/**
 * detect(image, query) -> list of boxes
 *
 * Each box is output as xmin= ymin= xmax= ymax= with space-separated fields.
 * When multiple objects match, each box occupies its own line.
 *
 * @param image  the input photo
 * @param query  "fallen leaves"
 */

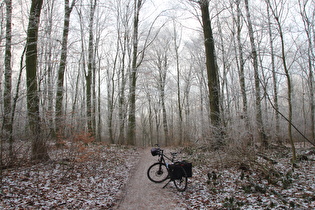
xmin=173 ymin=147 xmax=315 ymax=209
xmin=2 ymin=144 xmax=315 ymax=209
xmin=1 ymin=144 xmax=140 ymax=209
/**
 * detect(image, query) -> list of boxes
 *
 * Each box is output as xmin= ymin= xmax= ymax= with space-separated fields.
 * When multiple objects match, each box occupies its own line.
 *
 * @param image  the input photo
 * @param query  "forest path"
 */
xmin=116 ymin=148 xmax=181 ymax=210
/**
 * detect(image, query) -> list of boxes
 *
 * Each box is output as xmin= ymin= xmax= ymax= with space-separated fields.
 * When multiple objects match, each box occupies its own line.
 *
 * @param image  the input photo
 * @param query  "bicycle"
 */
xmin=147 ymin=145 xmax=192 ymax=192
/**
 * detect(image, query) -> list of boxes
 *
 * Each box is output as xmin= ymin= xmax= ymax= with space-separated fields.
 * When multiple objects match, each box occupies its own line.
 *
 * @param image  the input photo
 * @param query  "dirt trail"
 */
xmin=116 ymin=148 xmax=181 ymax=210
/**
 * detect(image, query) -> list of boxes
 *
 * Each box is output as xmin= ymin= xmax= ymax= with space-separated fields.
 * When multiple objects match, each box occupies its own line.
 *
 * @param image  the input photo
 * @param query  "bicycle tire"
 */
xmin=147 ymin=162 xmax=169 ymax=183
xmin=173 ymin=166 xmax=188 ymax=192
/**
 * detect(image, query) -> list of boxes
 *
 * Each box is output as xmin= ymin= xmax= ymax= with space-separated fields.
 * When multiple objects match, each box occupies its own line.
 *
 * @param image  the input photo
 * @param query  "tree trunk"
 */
xmin=97 ymin=58 xmax=102 ymax=141
xmin=267 ymin=0 xmax=295 ymax=161
xmin=267 ymin=5 xmax=280 ymax=144
xmin=25 ymin=0 xmax=49 ymax=161
xmin=217 ymin=16 xmax=228 ymax=128
xmin=244 ymin=0 xmax=268 ymax=148
xmin=161 ymin=54 xmax=169 ymax=146
xmin=118 ymin=21 xmax=129 ymax=145
xmin=154 ymin=42 xmax=169 ymax=145
xmin=107 ymin=53 xmax=117 ymax=144
xmin=199 ymin=0 xmax=222 ymax=144
xmin=127 ymin=0 xmax=142 ymax=145
xmin=235 ymin=0 xmax=250 ymax=131
xmin=3 ymin=0 xmax=13 ymax=159
xmin=298 ymin=0 xmax=315 ymax=142
xmin=55 ymin=0 xmax=76 ymax=137
xmin=86 ymin=0 xmax=97 ymax=136
xmin=173 ymin=22 xmax=183 ymax=145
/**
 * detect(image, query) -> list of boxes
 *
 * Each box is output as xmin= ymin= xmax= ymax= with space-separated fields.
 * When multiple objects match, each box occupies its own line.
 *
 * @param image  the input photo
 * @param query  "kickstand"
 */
xmin=162 ymin=179 xmax=172 ymax=189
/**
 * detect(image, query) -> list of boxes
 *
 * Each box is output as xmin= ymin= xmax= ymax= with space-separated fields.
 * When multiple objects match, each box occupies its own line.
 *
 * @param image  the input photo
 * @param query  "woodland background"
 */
xmin=0 ymin=0 xmax=314 ymax=162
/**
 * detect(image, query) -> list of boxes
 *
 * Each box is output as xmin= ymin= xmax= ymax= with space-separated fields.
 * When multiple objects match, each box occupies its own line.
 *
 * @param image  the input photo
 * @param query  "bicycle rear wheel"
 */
xmin=147 ymin=162 xmax=169 ymax=183
xmin=173 ymin=166 xmax=188 ymax=192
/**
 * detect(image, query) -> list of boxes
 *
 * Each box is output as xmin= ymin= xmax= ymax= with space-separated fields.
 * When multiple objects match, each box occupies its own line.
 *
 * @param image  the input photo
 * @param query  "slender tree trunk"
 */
xmin=173 ymin=22 xmax=183 ymax=145
xmin=161 ymin=54 xmax=169 ymax=145
xmin=127 ymin=0 xmax=142 ymax=145
xmin=280 ymin=32 xmax=295 ymax=160
xmin=25 ymin=0 xmax=49 ymax=161
xmin=55 ymin=0 xmax=76 ymax=137
xmin=107 ymin=55 xmax=117 ymax=144
xmin=118 ymin=47 xmax=127 ymax=144
xmin=77 ymin=8 xmax=87 ymax=133
xmin=244 ymin=0 xmax=268 ymax=148
xmin=92 ymin=38 xmax=97 ymax=139
xmin=267 ymin=0 xmax=295 ymax=160
xmin=267 ymin=5 xmax=280 ymax=144
xmin=235 ymin=0 xmax=250 ymax=131
xmin=199 ymin=0 xmax=222 ymax=146
xmin=298 ymin=0 xmax=315 ymax=141
xmin=97 ymin=58 xmax=102 ymax=141
xmin=86 ymin=0 xmax=97 ymax=135
xmin=217 ymin=16 xmax=228 ymax=128
xmin=43 ymin=0 xmax=56 ymax=139
xmin=71 ymin=61 xmax=81 ymax=132
xmin=147 ymin=91 xmax=154 ymax=145
xmin=117 ymin=4 xmax=131 ymax=145
xmin=3 ymin=0 xmax=13 ymax=159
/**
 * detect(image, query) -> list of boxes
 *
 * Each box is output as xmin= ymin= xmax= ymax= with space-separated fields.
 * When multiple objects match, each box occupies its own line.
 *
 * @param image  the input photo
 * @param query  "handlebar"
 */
xmin=152 ymin=146 xmax=178 ymax=162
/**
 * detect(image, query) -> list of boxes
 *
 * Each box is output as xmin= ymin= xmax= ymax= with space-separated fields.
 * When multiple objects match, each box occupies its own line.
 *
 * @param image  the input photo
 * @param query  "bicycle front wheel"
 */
xmin=147 ymin=162 xmax=169 ymax=183
xmin=173 ymin=166 xmax=188 ymax=192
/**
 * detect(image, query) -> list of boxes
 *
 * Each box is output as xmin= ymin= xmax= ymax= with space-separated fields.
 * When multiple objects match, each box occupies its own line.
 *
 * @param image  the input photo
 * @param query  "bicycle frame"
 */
xmin=148 ymin=146 xmax=189 ymax=192
xmin=156 ymin=149 xmax=175 ymax=165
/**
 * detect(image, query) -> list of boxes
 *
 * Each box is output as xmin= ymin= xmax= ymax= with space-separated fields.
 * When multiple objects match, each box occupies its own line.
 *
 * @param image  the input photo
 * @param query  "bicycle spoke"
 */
xmin=147 ymin=163 xmax=169 ymax=183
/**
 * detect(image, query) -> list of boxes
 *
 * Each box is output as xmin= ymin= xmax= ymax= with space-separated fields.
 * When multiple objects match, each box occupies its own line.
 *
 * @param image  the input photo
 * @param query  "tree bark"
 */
xmin=86 ymin=0 xmax=97 ymax=136
xmin=3 ymin=0 xmax=13 ymax=159
xmin=266 ymin=0 xmax=295 ymax=160
xmin=199 ymin=0 xmax=221 ymax=135
xmin=127 ymin=0 xmax=142 ymax=145
xmin=25 ymin=0 xmax=49 ymax=161
xmin=117 ymin=9 xmax=130 ymax=144
xmin=244 ymin=0 xmax=268 ymax=148
xmin=298 ymin=0 xmax=315 ymax=142
xmin=267 ymin=5 xmax=280 ymax=144
xmin=161 ymin=54 xmax=169 ymax=145
xmin=153 ymin=39 xmax=169 ymax=145
xmin=173 ymin=23 xmax=183 ymax=145
xmin=235 ymin=0 xmax=250 ymax=131
xmin=55 ymin=0 xmax=76 ymax=137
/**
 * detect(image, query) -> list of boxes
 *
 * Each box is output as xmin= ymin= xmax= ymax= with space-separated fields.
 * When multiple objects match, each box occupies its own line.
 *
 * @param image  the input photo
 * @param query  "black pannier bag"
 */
xmin=169 ymin=161 xmax=192 ymax=180
xmin=181 ymin=161 xmax=192 ymax=178
xmin=151 ymin=148 xmax=160 ymax=156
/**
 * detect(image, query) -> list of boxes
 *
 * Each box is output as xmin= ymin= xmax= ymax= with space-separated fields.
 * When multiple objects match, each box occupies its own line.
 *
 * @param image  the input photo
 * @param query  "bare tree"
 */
xmin=172 ymin=21 xmax=184 ymax=145
xmin=235 ymin=0 xmax=250 ymax=131
xmin=266 ymin=0 xmax=296 ymax=160
xmin=55 ymin=0 xmax=77 ymax=137
xmin=115 ymin=1 xmax=133 ymax=145
xmin=244 ymin=0 xmax=267 ymax=148
xmin=40 ymin=0 xmax=58 ymax=138
xmin=25 ymin=0 xmax=49 ymax=160
xmin=298 ymin=0 xmax=315 ymax=141
xmin=86 ymin=0 xmax=97 ymax=136
xmin=127 ymin=0 xmax=143 ymax=145
xmin=149 ymin=32 xmax=170 ymax=145
xmin=3 ymin=0 xmax=13 ymax=159
xmin=198 ymin=0 xmax=222 ymax=144
xmin=266 ymin=4 xmax=280 ymax=144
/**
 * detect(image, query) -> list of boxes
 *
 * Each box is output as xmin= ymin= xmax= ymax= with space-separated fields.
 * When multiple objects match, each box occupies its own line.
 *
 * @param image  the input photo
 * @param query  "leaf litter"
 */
xmin=1 ymin=143 xmax=315 ymax=209
xmin=1 ymin=143 xmax=140 ymax=209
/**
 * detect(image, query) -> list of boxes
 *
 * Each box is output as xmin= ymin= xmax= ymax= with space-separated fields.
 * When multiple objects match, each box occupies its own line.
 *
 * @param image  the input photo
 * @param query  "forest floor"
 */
xmin=1 ymin=141 xmax=315 ymax=209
